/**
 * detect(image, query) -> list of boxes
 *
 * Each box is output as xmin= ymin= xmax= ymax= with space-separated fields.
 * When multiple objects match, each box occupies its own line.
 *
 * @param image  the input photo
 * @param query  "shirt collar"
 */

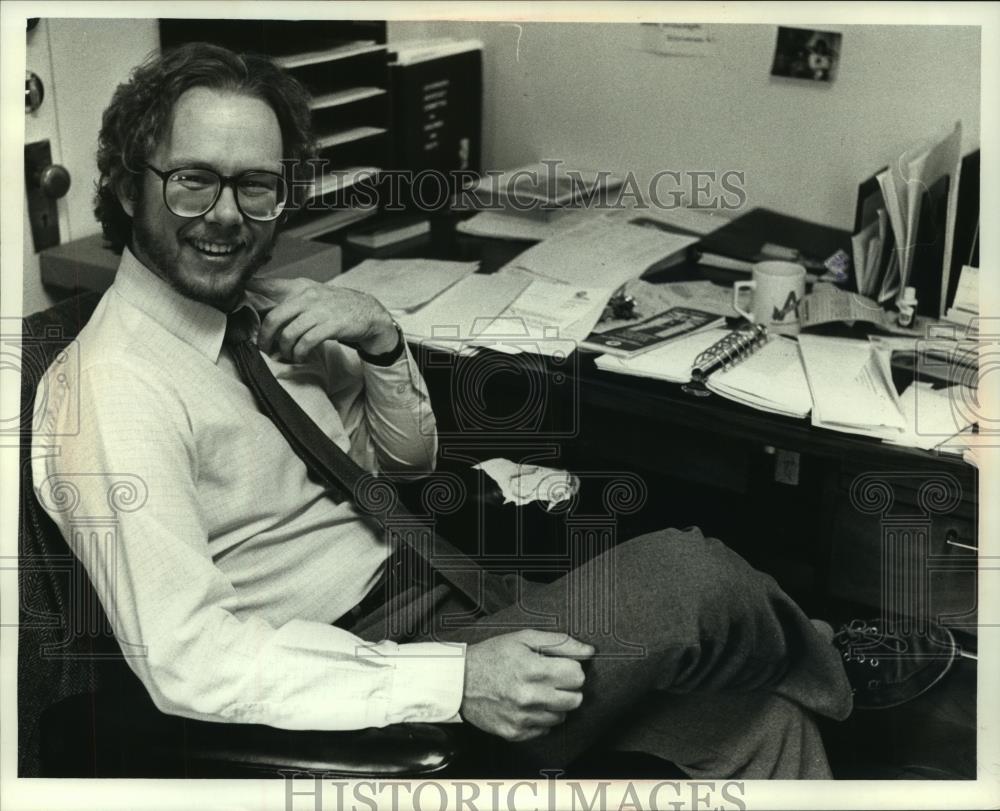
xmin=112 ymin=247 xmax=261 ymax=362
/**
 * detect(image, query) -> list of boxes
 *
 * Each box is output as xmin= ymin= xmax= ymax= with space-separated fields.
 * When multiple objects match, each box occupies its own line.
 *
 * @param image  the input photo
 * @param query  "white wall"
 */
xmin=47 ymin=19 xmax=160 ymax=244
xmin=389 ymin=21 xmax=981 ymax=229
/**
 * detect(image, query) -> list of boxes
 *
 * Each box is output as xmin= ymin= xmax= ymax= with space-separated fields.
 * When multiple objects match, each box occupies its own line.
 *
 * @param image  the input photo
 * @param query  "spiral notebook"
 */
xmin=594 ymin=326 xmax=813 ymax=418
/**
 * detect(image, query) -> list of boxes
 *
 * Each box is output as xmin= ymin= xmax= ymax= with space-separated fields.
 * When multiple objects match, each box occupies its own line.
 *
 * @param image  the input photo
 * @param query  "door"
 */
xmin=23 ymin=17 xmax=70 ymax=315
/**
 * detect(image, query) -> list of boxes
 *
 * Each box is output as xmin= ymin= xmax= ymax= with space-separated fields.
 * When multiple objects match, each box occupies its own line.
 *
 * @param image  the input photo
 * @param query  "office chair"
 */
xmin=19 ymin=292 xmax=472 ymax=778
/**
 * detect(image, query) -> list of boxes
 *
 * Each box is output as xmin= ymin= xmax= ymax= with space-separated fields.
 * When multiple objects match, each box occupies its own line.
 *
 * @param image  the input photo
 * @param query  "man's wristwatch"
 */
xmin=357 ymin=321 xmax=406 ymax=366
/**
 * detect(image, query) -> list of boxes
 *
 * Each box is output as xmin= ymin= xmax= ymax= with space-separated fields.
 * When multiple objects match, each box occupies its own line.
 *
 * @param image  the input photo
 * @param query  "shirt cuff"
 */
xmin=376 ymin=640 xmax=467 ymax=724
xmin=361 ymin=345 xmax=426 ymax=408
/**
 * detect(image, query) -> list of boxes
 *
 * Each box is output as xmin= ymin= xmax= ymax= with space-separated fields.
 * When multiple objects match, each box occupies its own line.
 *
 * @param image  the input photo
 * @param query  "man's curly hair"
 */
xmin=95 ymin=42 xmax=315 ymax=252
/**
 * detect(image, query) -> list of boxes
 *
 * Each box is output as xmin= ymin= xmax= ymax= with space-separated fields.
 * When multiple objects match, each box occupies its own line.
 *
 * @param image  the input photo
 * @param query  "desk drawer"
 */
xmin=827 ymin=470 xmax=978 ymax=644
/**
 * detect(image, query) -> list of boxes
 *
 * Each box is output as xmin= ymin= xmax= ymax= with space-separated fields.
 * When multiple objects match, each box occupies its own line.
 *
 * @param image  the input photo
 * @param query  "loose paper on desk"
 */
xmin=396 ymin=272 xmax=530 ymax=352
xmin=472 ymin=277 xmax=607 ymax=355
xmin=798 ymin=335 xmax=906 ymax=438
xmin=329 ymin=258 xmax=478 ymax=312
xmin=456 ymin=207 xmax=601 ymax=242
xmin=883 ymin=381 xmax=977 ymax=452
xmin=508 ymin=220 xmax=698 ymax=289
xmin=604 ymin=205 xmax=729 ymax=237
xmin=472 ymin=458 xmax=580 ymax=509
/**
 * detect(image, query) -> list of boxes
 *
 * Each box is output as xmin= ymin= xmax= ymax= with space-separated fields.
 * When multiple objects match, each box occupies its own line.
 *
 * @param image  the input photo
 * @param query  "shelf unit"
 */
xmin=158 ymin=19 xmax=390 ymax=241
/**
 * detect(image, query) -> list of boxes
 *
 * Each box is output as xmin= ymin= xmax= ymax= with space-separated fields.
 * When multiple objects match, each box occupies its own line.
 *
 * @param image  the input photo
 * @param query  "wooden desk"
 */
xmin=335 ymin=213 xmax=980 ymax=647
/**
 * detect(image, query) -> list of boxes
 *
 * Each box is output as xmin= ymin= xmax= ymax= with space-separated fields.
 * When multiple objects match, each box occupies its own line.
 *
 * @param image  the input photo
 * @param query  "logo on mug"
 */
xmin=772 ymin=291 xmax=801 ymax=322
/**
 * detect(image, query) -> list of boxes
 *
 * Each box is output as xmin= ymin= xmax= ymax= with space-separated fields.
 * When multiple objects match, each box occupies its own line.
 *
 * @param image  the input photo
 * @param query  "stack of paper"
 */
xmin=798 ymin=335 xmax=907 ymax=438
xmin=851 ymin=208 xmax=890 ymax=299
xmin=330 ymin=258 xmax=478 ymax=312
xmin=853 ymin=122 xmax=963 ymax=311
xmin=473 ymin=275 xmax=607 ymax=356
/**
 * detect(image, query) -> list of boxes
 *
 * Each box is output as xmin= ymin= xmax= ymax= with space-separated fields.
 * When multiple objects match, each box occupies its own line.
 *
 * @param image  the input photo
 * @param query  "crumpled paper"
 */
xmin=472 ymin=458 xmax=580 ymax=510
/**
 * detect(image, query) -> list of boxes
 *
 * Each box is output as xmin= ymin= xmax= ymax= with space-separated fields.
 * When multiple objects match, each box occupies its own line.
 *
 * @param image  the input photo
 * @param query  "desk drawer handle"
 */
xmin=945 ymin=529 xmax=977 ymax=552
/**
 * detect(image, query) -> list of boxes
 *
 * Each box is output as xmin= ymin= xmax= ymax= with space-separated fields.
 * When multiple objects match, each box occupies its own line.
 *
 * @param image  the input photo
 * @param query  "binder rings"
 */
xmin=690 ymin=324 xmax=769 ymax=382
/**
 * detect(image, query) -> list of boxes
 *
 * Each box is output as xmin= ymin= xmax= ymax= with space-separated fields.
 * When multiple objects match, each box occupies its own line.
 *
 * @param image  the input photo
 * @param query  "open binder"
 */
xmin=595 ymin=325 xmax=813 ymax=419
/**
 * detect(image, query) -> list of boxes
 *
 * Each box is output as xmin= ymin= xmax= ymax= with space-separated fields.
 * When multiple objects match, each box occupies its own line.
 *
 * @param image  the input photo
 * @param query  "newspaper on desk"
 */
xmin=798 ymin=284 xmax=932 ymax=336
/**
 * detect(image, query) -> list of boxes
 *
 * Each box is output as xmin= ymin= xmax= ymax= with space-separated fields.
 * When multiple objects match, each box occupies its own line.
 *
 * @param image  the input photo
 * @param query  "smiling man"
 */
xmin=32 ymin=42 xmax=858 ymax=779
xmin=125 ymin=86 xmax=282 ymax=310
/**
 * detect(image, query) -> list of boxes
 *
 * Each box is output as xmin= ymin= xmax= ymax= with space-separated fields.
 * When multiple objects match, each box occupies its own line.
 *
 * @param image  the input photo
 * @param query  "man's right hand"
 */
xmin=460 ymin=630 xmax=595 ymax=742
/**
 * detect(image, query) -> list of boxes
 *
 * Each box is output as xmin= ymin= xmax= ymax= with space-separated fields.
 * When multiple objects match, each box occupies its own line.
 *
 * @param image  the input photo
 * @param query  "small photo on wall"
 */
xmin=771 ymin=26 xmax=842 ymax=82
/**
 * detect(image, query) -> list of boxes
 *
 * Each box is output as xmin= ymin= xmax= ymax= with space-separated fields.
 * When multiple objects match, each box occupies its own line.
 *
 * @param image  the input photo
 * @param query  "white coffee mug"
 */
xmin=733 ymin=261 xmax=807 ymax=334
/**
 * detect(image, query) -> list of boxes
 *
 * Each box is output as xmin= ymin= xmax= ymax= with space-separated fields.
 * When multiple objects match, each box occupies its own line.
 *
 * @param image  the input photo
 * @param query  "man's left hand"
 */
xmin=247 ymin=277 xmax=398 ymax=363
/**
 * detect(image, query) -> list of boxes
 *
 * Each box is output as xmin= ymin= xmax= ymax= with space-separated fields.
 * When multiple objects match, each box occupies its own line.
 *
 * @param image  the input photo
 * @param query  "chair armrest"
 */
xmin=40 ymin=689 xmax=462 ymax=778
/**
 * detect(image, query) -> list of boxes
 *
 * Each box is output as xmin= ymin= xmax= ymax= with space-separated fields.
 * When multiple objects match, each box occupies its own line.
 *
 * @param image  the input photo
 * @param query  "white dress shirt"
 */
xmin=32 ymin=248 xmax=466 ymax=730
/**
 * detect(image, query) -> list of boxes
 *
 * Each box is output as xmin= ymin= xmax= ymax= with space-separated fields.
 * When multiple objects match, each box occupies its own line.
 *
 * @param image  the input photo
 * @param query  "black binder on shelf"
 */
xmin=387 ymin=41 xmax=482 ymax=211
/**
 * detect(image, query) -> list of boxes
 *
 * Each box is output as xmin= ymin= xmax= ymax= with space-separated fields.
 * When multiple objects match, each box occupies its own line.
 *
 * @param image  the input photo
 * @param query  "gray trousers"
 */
xmin=348 ymin=527 xmax=853 ymax=779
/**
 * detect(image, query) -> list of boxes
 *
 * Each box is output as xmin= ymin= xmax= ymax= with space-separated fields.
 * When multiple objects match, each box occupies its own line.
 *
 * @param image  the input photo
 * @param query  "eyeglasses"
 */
xmin=142 ymin=164 xmax=288 ymax=222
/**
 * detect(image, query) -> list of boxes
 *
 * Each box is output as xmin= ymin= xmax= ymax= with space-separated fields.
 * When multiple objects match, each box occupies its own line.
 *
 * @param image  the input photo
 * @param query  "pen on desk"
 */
xmin=694 ymin=251 xmax=756 ymax=274
xmin=695 ymin=250 xmax=826 ymax=282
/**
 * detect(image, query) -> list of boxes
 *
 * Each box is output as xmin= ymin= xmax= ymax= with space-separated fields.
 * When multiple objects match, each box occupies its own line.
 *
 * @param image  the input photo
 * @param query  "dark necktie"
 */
xmin=224 ymin=307 xmax=510 ymax=613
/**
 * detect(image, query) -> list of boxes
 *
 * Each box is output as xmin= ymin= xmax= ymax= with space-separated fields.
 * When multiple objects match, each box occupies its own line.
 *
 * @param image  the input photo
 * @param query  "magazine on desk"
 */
xmin=581 ymin=306 xmax=724 ymax=357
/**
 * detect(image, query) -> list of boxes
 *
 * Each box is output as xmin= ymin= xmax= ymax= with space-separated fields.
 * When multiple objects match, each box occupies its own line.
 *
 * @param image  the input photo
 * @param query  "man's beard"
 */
xmin=130 ymin=200 xmax=276 ymax=311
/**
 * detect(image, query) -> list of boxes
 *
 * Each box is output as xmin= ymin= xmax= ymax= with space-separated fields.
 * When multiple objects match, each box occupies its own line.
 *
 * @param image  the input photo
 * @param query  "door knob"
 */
xmin=39 ymin=164 xmax=71 ymax=199
xmin=25 ymin=71 xmax=44 ymax=113
xmin=25 ymin=139 xmax=68 ymax=252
